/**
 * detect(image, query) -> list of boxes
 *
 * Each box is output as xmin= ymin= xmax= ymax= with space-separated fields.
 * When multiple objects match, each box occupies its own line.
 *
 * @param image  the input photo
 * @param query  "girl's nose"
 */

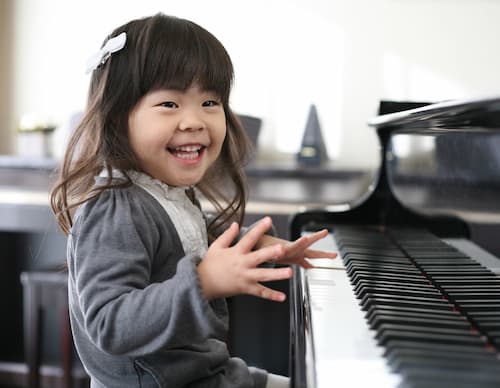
xmin=178 ymin=110 xmax=205 ymax=132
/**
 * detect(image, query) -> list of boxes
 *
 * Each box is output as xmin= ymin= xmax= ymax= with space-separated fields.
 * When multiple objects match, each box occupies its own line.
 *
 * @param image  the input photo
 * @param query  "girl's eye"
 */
xmin=202 ymin=100 xmax=220 ymax=107
xmin=159 ymin=101 xmax=178 ymax=108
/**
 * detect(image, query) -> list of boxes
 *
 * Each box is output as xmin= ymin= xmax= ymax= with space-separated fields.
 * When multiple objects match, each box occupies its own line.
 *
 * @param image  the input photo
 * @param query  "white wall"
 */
xmin=10 ymin=0 xmax=500 ymax=166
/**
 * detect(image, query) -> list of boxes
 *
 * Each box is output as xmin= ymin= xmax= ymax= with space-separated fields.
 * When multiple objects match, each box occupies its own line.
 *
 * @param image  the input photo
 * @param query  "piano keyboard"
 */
xmin=299 ymin=225 xmax=500 ymax=388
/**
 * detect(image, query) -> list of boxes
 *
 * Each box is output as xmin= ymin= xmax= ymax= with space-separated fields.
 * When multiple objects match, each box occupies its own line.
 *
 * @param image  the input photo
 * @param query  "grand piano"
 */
xmin=289 ymin=95 xmax=500 ymax=388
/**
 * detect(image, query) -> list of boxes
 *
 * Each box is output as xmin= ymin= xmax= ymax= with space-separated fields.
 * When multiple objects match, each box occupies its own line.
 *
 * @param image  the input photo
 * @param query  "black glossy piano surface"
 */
xmin=290 ymin=96 xmax=500 ymax=388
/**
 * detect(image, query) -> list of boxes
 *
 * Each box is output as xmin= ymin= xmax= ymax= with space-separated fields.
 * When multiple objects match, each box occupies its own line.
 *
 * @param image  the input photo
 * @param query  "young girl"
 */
xmin=50 ymin=13 xmax=336 ymax=388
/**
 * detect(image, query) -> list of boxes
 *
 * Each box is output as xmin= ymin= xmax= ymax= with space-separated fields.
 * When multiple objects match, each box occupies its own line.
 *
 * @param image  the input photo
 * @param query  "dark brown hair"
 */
xmin=50 ymin=13 xmax=252 ymax=239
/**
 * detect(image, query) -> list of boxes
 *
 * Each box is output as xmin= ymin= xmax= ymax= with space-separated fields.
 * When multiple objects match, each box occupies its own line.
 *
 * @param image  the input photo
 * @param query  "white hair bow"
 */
xmin=85 ymin=32 xmax=127 ymax=74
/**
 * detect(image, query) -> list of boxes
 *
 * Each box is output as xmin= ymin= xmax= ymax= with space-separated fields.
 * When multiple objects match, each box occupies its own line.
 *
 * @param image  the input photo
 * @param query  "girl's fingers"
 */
xmin=297 ymin=258 xmax=315 ymax=269
xmin=251 ymin=283 xmax=287 ymax=302
xmin=283 ymin=229 xmax=329 ymax=255
xmin=282 ymin=230 xmax=337 ymax=259
xmin=250 ymin=267 xmax=293 ymax=283
xmin=211 ymin=222 xmax=240 ymax=248
xmin=249 ymin=243 xmax=286 ymax=267
xmin=294 ymin=229 xmax=329 ymax=251
xmin=285 ymin=236 xmax=309 ymax=253
xmin=304 ymin=229 xmax=329 ymax=243
xmin=304 ymin=249 xmax=338 ymax=259
xmin=277 ymin=237 xmax=310 ymax=260
xmin=237 ymin=217 xmax=273 ymax=252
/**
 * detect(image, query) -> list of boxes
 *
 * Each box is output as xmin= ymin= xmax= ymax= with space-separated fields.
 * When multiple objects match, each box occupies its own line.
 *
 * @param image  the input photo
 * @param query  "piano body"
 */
xmin=289 ymin=96 xmax=500 ymax=388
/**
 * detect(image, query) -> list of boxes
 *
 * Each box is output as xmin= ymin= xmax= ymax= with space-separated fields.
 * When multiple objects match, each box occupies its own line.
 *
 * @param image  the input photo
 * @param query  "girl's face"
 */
xmin=128 ymin=83 xmax=227 ymax=187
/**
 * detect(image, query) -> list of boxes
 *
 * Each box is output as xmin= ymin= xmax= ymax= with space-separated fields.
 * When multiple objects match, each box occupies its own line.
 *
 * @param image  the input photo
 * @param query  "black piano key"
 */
xmin=448 ymin=292 xmax=500 ymax=300
xmin=432 ymin=278 xmax=500 ymax=286
xmin=383 ymin=340 xmax=493 ymax=357
xmin=484 ymin=330 xmax=500 ymax=337
xmin=454 ymin=303 xmax=500 ymax=311
xmin=405 ymin=251 xmax=470 ymax=259
xmin=347 ymin=266 xmax=421 ymax=277
xmin=390 ymin=354 xmax=500 ymax=374
xmin=375 ymin=323 xmax=480 ymax=339
xmin=470 ymin=318 xmax=500 ymax=326
xmin=401 ymin=367 xmax=500 ymax=388
xmin=366 ymin=307 xmax=464 ymax=326
xmin=354 ymin=278 xmax=431 ymax=292
xmin=367 ymin=314 xmax=467 ymax=332
xmin=350 ymin=271 xmax=426 ymax=284
xmin=361 ymin=295 xmax=453 ymax=312
xmin=405 ymin=248 xmax=467 ymax=254
xmin=431 ymin=273 xmax=500 ymax=279
xmin=424 ymin=270 xmax=494 ymax=277
xmin=400 ymin=245 xmax=461 ymax=251
xmin=473 ymin=324 xmax=500 ymax=339
xmin=418 ymin=259 xmax=482 ymax=265
xmin=377 ymin=330 xmax=486 ymax=347
xmin=360 ymin=292 xmax=446 ymax=307
xmin=346 ymin=261 xmax=419 ymax=270
xmin=393 ymin=238 xmax=448 ymax=245
xmin=418 ymin=260 xmax=481 ymax=266
xmin=343 ymin=252 xmax=411 ymax=261
xmin=389 ymin=358 xmax=500 ymax=386
xmin=355 ymin=286 xmax=442 ymax=300
xmin=385 ymin=347 xmax=498 ymax=365
xmin=365 ymin=305 xmax=461 ymax=322
xmin=354 ymin=281 xmax=439 ymax=296
xmin=468 ymin=311 xmax=500 ymax=318
xmin=340 ymin=247 xmax=403 ymax=257
xmin=370 ymin=315 xmax=470 ymax=330
xmin=423 ymin=265 xmax=491 ymax=271
xmin=401 ymin=376 xmax=500 ymax=388
xmin=346 ymin=260 xmax=416 ymax=270
xmin=446 ymin=284 xmax=500 ymax=293
xmin=490 ymin=336 xmax=500 ymax=347
xmin=343 ymin=256 xmax=412 ymax=266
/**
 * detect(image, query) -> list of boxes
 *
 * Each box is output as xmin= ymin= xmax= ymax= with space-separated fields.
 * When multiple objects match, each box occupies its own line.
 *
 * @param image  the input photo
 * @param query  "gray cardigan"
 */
xmin=67 ymin=183 xmax=267 ymax=388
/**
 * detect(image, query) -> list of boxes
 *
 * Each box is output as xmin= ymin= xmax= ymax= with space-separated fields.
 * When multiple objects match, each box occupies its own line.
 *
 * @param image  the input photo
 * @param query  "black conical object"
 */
xmin=296 ymin=104 xmax=328 ymax=166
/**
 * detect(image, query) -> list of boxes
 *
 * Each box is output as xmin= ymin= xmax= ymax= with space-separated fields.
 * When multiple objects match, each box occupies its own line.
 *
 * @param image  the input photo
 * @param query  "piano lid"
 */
xmin=370 ymin=95 xmax=500 ymax=224
xmin=368 ymin=94 xmax=500 ymax=131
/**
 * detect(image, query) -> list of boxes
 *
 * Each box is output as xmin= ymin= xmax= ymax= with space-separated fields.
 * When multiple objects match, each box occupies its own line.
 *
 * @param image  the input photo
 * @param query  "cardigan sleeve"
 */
xmin=69 ymin=186 xmax=228 ymax=357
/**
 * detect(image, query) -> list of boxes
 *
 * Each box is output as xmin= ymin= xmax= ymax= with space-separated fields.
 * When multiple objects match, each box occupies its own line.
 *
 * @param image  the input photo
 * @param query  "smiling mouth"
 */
xmin=167 ymin=144 xmax=206 ymax=160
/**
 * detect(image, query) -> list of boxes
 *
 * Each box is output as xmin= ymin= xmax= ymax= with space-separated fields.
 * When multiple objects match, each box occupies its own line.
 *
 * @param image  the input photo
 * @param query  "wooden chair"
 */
xmin=20 ymin=271 xmax=89 ymax=388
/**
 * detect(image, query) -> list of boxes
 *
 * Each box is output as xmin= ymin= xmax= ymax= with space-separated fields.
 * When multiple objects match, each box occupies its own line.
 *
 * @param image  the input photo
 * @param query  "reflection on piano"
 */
xmin=289 ymin=96 xmax=500 ymax=388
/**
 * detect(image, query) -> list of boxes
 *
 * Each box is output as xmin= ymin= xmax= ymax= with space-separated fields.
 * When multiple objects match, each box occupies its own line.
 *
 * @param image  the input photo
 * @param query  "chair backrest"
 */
xmin=20 ymin=271 xmax=85 ymax=388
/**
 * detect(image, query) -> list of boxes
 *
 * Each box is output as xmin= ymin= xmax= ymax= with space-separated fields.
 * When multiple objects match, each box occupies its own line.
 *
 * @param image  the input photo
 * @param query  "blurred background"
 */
xmin=2 ymin=0 xmax=500 ymax=167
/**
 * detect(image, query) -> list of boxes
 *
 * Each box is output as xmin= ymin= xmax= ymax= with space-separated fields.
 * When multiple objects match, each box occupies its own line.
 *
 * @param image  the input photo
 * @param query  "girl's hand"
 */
xmin=197 ymin=217 xmax=293 ymax=302
xmin=256 ymin=229 xmax=337 ymax=269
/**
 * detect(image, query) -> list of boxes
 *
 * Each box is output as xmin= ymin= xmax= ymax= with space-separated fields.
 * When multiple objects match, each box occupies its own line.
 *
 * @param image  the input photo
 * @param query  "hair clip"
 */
xmin=85 ymin=32 xmax=127 ymax=74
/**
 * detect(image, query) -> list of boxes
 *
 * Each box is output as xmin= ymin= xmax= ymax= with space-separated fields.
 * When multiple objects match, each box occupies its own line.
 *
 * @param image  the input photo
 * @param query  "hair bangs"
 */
xmin=141 ymin=16 xmax=233 ymax=102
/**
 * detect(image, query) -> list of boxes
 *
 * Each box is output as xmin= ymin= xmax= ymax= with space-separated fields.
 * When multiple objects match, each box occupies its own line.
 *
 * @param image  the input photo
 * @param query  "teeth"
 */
xmin=169 ymin=144 xmax=204 ymax=160
xmin=175 ymin=145 xmax=202 ymax=152
xmin=176 ymin=152 xmax=198 ymax=160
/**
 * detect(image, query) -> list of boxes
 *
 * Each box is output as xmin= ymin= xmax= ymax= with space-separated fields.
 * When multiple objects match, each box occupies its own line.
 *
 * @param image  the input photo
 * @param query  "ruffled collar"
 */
xmin=127 ymin=171 xmax=191 ymax=202
xmin=98 ymin=168 xmax=192 ymax=202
